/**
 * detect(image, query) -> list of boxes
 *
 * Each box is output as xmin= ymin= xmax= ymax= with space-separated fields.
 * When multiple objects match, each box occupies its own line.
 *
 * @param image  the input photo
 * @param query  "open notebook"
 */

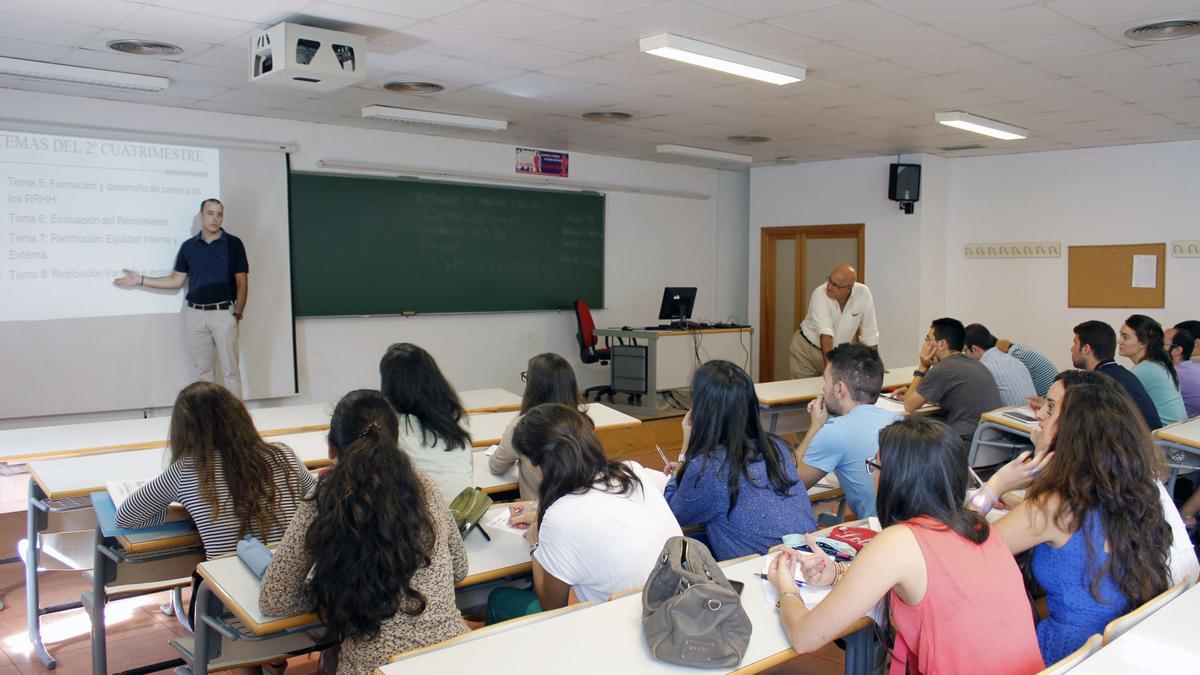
xmin=105 ymin=479 xmax=148 ymax=510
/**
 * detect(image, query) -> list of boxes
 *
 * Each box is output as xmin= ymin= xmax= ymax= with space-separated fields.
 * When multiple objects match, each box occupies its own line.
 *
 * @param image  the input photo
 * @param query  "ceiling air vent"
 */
xmin=939 ymin=144 xmax=986 ymax=151
xmin=1125 ymin=20 xmax=1200 ymax=42
xmin=106 ymin=39 xmax=183 ymax=56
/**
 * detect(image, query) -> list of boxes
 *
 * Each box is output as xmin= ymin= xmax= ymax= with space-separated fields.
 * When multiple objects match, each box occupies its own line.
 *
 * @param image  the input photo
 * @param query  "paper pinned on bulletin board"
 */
xmin=1132 ymin=255 xmax=1158 ymax=288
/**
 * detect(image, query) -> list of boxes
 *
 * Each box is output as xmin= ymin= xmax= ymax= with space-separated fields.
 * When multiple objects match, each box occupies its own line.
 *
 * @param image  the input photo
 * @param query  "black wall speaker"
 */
xmin=888 ymin=163 xmax=921 ymax=203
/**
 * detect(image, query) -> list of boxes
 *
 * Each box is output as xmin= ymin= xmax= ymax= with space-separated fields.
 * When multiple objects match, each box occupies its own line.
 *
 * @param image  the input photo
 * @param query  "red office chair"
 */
xmin=574 ymin=299 xmax=616 ymax=401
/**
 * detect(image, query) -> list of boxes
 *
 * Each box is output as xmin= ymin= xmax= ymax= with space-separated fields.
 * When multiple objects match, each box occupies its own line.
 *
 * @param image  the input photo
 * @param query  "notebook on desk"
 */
xmin=90 ymin=491 xmax=195 ymax=539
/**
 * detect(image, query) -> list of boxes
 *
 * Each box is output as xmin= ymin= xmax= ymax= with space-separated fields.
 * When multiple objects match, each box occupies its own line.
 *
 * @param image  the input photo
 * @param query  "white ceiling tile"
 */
xmin=616 ymin=71 xmax=723 ymax=95
xmin=211 ymin=86 xmax=312 ymax=107
xmin=192 ymin=99 xmax=278 ymax=116
xmin=869 ymin=0 xmax=1035 ymax=23
xmin=1075 ymin=65 xmax=1200 ymax=102
xmin=1125 ymin=96 xmax=1200 ymax=115
xmin=863 ymin=74 xmax=967 ymax=99
xmin=434 ymin=1 xmax=581 ymax=39
xmin=297 ymin=2 xmax=419 ymax=33
xmin=157 ymin=82 xmax=232 ymax=100
xmin=332 ymin=0 xmax=481 ymax=21
xmin=511 ymin=0 xmax=658 ymax=20
xmin=767 ymin=1 xmax=913 ymax=41
xmin=1171 ymin=61 xmax=1200 ymax=79
xmin=547 ymin=83 xmax=638 ymax=105
xmin=363 ymin=50 xmax=449 ymax=75
xmin=693 ymin=0 xmax=851 ymax=21
xmin=140 ymin=0 xmax=306 ymax=24
xmin=56 ymin=48 xmax=179 ymax=75
xmin=163 ymin=62 xmax=246 ymax=87
xmin=989 ymin=77 xmax=1097 ymax=102
xmin=186 ymin=45 xmax=251 ymax=71
xmin=0 ymin=12 xmax=105 ymax=45
xmin=0 ymin=38 xmax=75 ymax=62
xmin=835 ymin=25 xmax=969 ymax=59
xmin=1037 ymin=48 xmax=1159 ymax=78
xmin=1045 ymin=0 xmax=1200 ymax=27
xmin=486 ymin=72 xmax=592 ymax=97
xmin=1128 ymin=41 xmax=1200 ymax=66
xmin=385 ymin=22 xmax=512 ymax=55
xmin=115 ymin=6 xmax=259 ymax=44
xmin=794 ymin=86 xmax=891 ymax=108
xmin=894 ymin=45 xmax=1017 ymax=75
xmin=770 ymin=42 xmax=877 ymax=71
xmin=467 ymin=41 xmax=587 ymax=71
xmin=820 ymin=60 xmax=925 ymax=88
xmin=527 ymin=21 xmax=640 ymax=56
xmin=542 ymin=57 xmax=661 ymax=84
xmin=599 ymin=0 xmax=750 ymax=35
xmin=1018 ymin=90 xmax=1130 ymax=113
xmin=409 ymin=57 xmax=526 ymax=85
xmin=944 ymin=63 xmax=1060 ymax=89
xmin=989 ymin=28 xmax=1128 ymax=62
xmin=936 ymin=5 xmax=1082 ymax=43
xmin=697 ymin=21 xmax=818 ymax=54
xmin=906 ymin=89 xmax=1008 ymax=108
xmin=2 ymin=0 xmax=141 ymax=27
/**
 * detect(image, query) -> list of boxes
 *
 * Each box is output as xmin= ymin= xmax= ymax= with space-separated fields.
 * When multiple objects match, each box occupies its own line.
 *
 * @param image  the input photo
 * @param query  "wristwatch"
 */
xmin=232 ymin=311 xmax=243 ymax=320
xmin=913 ymin=369 xmax=926 ymax=378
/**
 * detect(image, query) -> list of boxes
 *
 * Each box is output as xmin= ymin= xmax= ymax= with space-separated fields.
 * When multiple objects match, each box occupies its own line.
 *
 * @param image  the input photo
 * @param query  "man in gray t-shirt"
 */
xmin=895 ymin=317 xmax=1003 ymax=443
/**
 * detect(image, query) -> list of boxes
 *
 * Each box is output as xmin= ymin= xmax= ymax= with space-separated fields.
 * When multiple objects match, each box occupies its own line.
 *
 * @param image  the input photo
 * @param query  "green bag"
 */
xmin=449 ymin=487 xmax=493 ymax=539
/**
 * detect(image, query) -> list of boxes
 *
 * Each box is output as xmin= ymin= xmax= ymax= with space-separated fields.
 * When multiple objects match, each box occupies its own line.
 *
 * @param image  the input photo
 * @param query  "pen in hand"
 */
xmin=755 ymin=572 xmax=806 ymax=588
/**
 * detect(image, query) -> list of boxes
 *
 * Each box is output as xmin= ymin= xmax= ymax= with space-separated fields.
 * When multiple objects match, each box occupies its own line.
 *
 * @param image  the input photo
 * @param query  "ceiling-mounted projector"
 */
xmin=249 ymin=22 xmax=365 ymax=92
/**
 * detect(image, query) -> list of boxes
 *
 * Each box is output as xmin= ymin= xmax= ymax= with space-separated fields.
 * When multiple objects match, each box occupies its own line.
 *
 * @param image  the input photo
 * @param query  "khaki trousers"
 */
xmin=185 ymin=306 xmax=242 ymax=398
xmin=788 ymin=331 xmax=825 ymax=379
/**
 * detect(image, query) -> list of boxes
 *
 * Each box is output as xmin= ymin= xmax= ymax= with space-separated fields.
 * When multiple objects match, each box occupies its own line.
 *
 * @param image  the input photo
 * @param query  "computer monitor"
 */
xmin=657 ymin=287 xmax=697 ymax=323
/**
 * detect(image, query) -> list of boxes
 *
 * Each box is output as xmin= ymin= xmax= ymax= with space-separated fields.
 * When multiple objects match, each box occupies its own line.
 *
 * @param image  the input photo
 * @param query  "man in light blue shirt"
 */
xmin=964 ymin=323 xmax=1036 ymax=408
xmin=795 ymin=344 xmax=899 ymax=519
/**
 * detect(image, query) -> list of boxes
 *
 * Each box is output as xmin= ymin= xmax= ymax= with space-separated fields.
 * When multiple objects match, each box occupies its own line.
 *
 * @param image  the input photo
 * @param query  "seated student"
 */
xmin=1166 ymin=327 xmax=1200 ymax=418
xmin=1175 ymin=320 xmax=1200 ymax=363
xmin=995 ymin=337 xmax=1059 ymax=397
xmin=982 ymin=370 xmax=1199 ymax=586
xmin=490 ymin=404 xmax=681 ymax=622
xmin=767 ymin=417 xmax=1043 ymax=674
xmin=963 ymin=323 xmax=1037 ymax=408
xmin=115 ymin=381 xmax=314 ymax=560
xmin=260 ymin=389 xmax=468 ymax=674
xmin=897 ymin=317 xmax=1002 ymax=444
xmin=794 ymin=344 xmax=897 ymax=519
xmin=664 ymin=360 xmax=816 ymax=560
xmin=1070 ymin=320 xmax=1161 ymax=429
xmin=978 ymin=380 xmax=1172 ymax=664
xmin=380 ymin=343 xmax=473 ymax=503
xmin=490 ymin=352 xmax=586 ymax=500
xmin=1119 ymin=314 xmax=1186 ymax=426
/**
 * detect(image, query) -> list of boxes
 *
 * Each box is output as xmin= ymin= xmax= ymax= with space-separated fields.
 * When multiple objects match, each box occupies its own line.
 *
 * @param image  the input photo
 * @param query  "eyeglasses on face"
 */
xmin=865 ymin=455 xmax=881 ymax=475
xmin=826 ymin=276 xmax=854 ymax=291
xmin=520 ymin=370 xmax=528 ymax=383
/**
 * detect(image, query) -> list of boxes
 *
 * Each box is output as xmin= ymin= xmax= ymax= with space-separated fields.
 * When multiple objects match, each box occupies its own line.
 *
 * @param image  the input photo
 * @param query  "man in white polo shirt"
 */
xmin=789 ymin=263 xmax=879 ymax=379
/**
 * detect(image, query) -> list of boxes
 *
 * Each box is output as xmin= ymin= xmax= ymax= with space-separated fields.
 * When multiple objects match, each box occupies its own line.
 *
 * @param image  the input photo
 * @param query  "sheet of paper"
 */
xmin=106 ymin=479 xmax=147 ymax=510
xmin=1132 ymin=255 xmax=1157 ymax=288
xmin=481 ymin=506 xmax=530 ymax=536
xmin=484 ymin=444 xmax=499 ymax=457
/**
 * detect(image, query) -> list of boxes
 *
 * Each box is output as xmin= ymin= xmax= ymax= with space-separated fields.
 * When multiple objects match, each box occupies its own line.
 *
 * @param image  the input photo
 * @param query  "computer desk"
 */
xmin=1 ymin=388 xmax=521 ymax=464
xmin=755 ymin=366 xmax=919 ymax=434
xmin=177 ymin=509 xmax=534 ymax=674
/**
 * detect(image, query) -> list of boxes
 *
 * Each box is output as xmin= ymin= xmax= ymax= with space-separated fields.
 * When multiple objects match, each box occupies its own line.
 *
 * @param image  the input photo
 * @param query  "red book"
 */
xmin=827 ymin=526 xmax=879 ymax=551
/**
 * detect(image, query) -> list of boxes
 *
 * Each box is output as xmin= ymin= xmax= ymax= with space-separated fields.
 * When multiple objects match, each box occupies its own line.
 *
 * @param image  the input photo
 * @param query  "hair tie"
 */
xmin=358 ymin=420 xmax=380 ymax=439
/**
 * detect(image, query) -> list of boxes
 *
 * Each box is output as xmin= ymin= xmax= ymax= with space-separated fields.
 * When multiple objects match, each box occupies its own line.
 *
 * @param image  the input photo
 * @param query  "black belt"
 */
xmin=188 ymin=301 xmax=232 ymax=311
xmin=799 ymin=330 xmax=820 ymax=350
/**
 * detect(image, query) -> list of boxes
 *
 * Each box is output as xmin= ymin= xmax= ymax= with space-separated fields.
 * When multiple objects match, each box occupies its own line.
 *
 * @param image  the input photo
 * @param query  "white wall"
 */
xmin=944 ymin=141 xmax=1200 ymax=369
xmin=0 ymin=89 xmax=748 ymax=429
xmin=749 ymin=155 xmax=937 ymax=374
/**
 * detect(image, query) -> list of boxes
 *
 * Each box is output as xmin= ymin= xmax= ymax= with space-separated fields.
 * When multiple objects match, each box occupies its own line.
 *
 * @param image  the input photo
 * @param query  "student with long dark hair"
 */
xmin=768 ymin=417 xmax=1042 ymax=673
xmin=259 ymin=389 xmax=468 ymax=674
xmin=116 ymin=381 xmax=313 ymax=559
xmin=379 ymin=343 xmax=473 ymax=503
xmin=489 ymin=353 xmax=586 ymax=499
xmin=664 ymin=360 xmax=816 ymax=560
xmin=489 ymin=404 xmax=681 ymax=622
xmin=981 ymin=379 xmax=1173 ymax=664
xmin=1119 ymin=314 xmax=1186 ymax=425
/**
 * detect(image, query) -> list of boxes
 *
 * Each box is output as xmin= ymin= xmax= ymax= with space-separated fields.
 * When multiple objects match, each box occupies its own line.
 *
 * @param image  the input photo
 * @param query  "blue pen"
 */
xmin=755 ymin=572 xmax=806 ymax=588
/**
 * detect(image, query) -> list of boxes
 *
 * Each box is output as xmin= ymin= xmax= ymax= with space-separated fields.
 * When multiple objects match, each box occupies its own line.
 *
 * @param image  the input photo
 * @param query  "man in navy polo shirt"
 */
xmin=113 ymin=198 xmax=248 ymax=397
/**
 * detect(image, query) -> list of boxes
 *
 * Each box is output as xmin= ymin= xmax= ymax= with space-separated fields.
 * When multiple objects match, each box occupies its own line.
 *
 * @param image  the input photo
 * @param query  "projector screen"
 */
xmin=0 ymin=128 xmax=296 ymax=419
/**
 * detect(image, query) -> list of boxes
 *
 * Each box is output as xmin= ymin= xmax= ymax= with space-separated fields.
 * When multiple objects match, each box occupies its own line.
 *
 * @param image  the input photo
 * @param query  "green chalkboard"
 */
xmin=289 ymin=172 xmax=605 ymax=316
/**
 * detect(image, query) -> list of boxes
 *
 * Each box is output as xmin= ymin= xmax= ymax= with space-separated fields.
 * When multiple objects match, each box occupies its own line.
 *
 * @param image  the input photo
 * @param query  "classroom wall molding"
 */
xmin=963 ymin=241 xmax=1062 ymax=258
xmin=317 ymin=159 xmax=711 ymax=200
xmin=1171 ymin=241 xmax=1200 ymax=258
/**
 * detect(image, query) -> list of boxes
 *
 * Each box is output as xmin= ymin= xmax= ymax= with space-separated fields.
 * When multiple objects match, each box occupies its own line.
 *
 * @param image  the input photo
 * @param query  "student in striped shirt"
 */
xmin=115 ymin=381 xmax=314 ymax=560
xmin=963 ymin=324 xmax=1037 ymax=408
xmin=995 ymin=337 xmax=1059 ymax=397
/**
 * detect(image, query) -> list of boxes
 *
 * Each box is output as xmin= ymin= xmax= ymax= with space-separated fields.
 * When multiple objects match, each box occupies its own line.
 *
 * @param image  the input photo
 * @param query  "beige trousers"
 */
xmin=185 ymin=306 xmax=242 ymax=398
xmin=788 ymin=331 xmax=825 ymax=379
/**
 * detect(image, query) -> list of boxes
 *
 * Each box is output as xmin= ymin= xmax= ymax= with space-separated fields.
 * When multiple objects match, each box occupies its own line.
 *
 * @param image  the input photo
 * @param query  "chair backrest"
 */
xmin=573 ymin=299 xmax=598 ymax=361
xmin=1037 ymin=633 xmax=1102 ymax=674
xmin=1102 ymin=578 xmax=1191 ymax=645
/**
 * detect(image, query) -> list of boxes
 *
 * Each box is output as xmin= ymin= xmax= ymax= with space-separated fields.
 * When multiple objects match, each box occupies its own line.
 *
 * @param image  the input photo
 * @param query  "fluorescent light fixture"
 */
xmin=656 ymin=144 xmax=753 ymax=165
xmin=0 ymin=56 xmax=169 ymax=92
xmin=361 ymin=105 xmax=507 ymax=131
xmin=935 ymin=111 xmax=1027 ymax=141
xmin=640 ymin=34 xmax=805 ymax=85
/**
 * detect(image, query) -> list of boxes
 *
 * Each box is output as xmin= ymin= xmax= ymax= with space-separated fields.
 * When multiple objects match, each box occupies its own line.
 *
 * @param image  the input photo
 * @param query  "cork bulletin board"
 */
xmin=1067 ymin=243 xmax=1165 ymax=308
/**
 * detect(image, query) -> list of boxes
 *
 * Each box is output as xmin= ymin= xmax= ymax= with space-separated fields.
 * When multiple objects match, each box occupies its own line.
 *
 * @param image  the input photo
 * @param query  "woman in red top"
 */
xmin=769 ymin=416 xmax=1043 ymax=674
